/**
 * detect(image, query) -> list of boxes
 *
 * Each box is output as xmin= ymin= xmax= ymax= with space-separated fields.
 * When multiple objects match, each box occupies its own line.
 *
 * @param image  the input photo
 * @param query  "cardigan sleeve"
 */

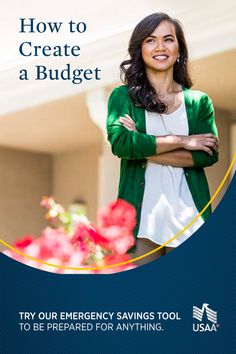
xmin=106 ymin=87 xmax=157 ymax=160
xmin=190 ymin=94 xmax=219 ymax=168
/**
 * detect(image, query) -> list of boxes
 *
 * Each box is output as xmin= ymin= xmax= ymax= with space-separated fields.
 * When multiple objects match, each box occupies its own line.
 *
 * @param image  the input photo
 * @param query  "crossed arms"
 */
xmin=107 ymin=88 xmax=219 ymax=168
xmin=119 ymin=115 xmax=218 ymax=168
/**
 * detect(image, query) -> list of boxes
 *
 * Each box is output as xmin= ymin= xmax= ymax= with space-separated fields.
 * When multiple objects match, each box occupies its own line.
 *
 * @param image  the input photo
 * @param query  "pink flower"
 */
xmin=40 ymin=196 xmax=65 ymax=222
xmin=39 ymin=227 xmax=74 ymax=261
xmin=100 ymin=226 xmax=135 ymax=254
xmin=108 ymin=235 xmax=135 ymax=255
xmin=3 ymin=198 xmax=137 ymax=273
xmin=40 ymin=196 xmax=55 ymax=208
xmin=98 ymin=199 xmax=136 ymax=232
xmin=72 ymin=223 xmax=108 ymax=247
xmin=14 ymin=235 xmax=34 ymax=248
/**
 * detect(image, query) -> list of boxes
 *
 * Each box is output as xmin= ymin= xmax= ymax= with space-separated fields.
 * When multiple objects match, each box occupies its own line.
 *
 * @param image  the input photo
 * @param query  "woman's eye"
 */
xmin=165 ymin=38 xmax=174 ymax=42
xmin=146 ymin=38 xmax=154 ymax=43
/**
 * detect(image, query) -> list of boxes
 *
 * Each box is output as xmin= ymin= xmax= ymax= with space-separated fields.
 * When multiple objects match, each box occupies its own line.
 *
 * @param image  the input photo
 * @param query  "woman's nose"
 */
xmin=154 ymin=40 xmax=166 ymax=51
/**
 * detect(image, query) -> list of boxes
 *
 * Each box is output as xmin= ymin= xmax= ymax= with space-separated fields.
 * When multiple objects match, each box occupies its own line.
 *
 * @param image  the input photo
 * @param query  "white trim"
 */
xmin=0 ymin=4 xmax=236 ymax=115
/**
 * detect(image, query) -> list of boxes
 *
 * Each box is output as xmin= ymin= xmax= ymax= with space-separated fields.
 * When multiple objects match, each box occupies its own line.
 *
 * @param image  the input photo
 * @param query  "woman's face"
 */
xmin=141 ymin=20 xmax=179 ymax=73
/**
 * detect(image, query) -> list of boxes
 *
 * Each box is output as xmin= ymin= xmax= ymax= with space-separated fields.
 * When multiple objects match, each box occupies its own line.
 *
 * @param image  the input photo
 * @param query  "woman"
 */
xmin=106 ymin=13 xmax=219 ymax=265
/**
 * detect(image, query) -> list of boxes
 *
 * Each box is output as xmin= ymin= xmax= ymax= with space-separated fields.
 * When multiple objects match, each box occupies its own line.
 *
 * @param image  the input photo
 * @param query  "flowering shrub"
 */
xmin=3 ymin=197 xmax=136 ymax=273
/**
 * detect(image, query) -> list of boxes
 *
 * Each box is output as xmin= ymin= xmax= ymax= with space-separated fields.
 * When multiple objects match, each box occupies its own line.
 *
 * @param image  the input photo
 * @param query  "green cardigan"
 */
xmin=106 ymin=85 xmax=219 ymax=238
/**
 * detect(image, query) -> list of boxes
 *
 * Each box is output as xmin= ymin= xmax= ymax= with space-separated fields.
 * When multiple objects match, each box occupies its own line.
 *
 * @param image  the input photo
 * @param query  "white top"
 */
xmin=137 ymin=91 xmax=204 ymax=247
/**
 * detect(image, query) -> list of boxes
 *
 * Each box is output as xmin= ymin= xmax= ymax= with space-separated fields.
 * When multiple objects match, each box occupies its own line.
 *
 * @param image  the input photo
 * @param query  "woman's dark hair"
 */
xmin=120 ymin=13 xmax=193 ymax=113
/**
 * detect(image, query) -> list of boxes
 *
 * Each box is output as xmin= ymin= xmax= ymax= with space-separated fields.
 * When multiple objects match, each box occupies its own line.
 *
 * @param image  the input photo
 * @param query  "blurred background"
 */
xmin=0 ymin=0 xmax=235 ymax=246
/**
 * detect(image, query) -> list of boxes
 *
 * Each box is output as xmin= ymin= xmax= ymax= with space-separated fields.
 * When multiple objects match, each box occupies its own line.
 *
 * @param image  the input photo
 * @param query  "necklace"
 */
xmin=159 ymin=87 xmax=183 ymax=114
xmin=157 ymin=84 xmax=182 ymax=100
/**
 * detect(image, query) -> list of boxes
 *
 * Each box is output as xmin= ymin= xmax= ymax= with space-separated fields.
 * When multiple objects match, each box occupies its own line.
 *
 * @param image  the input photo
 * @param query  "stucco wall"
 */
xmin=0 ymin=146 xmax=52 ymax=247
xmin=53 ymin=144 xmax=100 ymax=224
xmin=205 ymin=107 xmax=231 ymax=210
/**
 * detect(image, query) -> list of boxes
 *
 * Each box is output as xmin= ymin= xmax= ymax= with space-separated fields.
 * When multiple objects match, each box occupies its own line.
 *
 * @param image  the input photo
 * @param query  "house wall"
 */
xmin=0 ymin=146 xmax=52 ymax=248
xmin=205 ymin=107 xmax=231 ymax=210
xmin=53 ymin=144 xmax=101 ymax=224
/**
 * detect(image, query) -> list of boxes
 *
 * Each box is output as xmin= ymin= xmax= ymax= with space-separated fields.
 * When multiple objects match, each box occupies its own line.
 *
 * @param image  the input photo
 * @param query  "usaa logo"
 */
xmin=192 ymin=303 xmax=219 ymax=332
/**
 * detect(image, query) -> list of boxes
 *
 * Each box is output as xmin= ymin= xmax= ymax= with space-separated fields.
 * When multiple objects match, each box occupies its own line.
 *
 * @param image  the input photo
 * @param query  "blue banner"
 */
xmin=0 ymin=174 xmax=235 ymax=354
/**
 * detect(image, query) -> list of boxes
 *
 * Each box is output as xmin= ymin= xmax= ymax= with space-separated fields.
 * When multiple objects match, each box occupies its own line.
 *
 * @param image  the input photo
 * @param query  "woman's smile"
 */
xmin=152 ymin=54 xmax=169 ymax=61
xmin=141 ymin=20 xmax=179 ymax=72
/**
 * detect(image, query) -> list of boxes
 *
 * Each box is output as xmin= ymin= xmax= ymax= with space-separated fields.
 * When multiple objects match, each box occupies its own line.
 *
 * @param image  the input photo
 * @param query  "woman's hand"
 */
xmin=119 ymin=115 xmax=218 ymax=156
xmin=119 ymin=114 xmax=137 ymax=132
xmin=181 ymin=134 xmax=219 ymax=156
